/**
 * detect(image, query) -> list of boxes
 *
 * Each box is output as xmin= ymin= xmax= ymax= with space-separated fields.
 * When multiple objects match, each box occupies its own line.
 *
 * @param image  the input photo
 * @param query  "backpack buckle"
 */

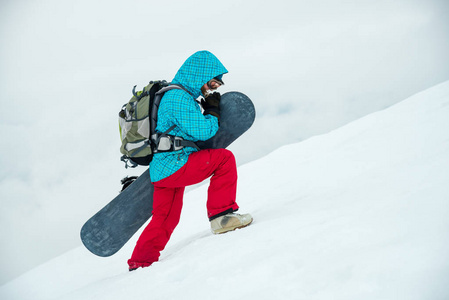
xmin=157 ymin=136 xmax=184 ymax=152
xmin=121 ymin=155 xmax=138 ymax=169
xmin=173 ymin=137 xmax=184 ymax=151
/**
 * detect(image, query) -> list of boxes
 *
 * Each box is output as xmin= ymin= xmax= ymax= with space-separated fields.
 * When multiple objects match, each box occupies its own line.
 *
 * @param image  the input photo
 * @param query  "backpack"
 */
xmin=118 ymin=80 xmax=199 ymax=168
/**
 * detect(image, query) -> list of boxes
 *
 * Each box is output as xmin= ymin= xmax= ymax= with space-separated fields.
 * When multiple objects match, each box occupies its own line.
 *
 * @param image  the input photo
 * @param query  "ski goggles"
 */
xmin=207 ymin=78 xmax=224 ymax=90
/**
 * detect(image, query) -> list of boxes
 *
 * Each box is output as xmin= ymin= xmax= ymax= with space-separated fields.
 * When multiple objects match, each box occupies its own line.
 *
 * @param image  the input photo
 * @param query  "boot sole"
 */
xmin=213 ymin=218 xmax=253 ymax=234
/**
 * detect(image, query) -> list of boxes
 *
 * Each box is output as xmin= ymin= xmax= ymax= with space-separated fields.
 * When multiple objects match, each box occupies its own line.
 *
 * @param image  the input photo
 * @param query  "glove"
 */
xmin=201 ymin=92 xmax=221 ymax=121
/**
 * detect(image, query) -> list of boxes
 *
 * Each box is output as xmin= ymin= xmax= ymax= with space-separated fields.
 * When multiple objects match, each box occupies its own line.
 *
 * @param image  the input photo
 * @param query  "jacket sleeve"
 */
xmin=171 ymin=91 xmax=219 ymax=141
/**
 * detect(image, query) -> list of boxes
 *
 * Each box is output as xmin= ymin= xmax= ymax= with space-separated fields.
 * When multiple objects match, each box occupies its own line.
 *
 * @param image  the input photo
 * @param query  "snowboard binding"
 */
xmin=120 ymin=176 xmax=138 ymax=192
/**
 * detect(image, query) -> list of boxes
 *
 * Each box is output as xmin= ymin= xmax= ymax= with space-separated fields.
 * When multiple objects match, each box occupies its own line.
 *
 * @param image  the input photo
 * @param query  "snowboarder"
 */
xmin=127 ymin=51 xmax=253 ymax=271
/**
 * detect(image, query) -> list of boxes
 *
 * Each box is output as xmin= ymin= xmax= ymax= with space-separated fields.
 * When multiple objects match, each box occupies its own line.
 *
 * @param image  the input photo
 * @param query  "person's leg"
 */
xmin=204 ymin=149 xmax=239 ymax=219
xmin=128 ymin=148 xmax=241 ymax=269
xmin=128 ymin=186 xmax=184 ymax=270
xmin=159 ymin=149 xmax=239 ymax=219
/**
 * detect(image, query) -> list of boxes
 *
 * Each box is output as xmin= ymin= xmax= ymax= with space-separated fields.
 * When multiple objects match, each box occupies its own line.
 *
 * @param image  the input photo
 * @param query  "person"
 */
xmin=127 ymin=51 xmax=253 ymax=271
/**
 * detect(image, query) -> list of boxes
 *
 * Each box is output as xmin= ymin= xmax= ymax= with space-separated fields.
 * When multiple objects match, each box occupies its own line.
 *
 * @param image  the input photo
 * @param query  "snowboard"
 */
xmin=81 ymin=91 xmax=255 ymax=257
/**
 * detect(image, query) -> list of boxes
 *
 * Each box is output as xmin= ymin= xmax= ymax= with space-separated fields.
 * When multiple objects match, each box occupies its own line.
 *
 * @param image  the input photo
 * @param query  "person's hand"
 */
xmin=201 ymin=92 xmax=221 ymax=121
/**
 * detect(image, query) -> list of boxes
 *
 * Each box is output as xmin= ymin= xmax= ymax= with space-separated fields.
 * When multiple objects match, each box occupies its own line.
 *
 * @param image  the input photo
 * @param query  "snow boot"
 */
xmin=210 ymin=213 xmax=253 ymax=234
xmin=128 ymin=261 xmax=152 ymax=271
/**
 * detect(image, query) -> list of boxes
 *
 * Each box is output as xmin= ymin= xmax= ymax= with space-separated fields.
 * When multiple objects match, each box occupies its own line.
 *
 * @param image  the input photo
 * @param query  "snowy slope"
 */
xmin=2 ymin=81 xmax=449 ymax=300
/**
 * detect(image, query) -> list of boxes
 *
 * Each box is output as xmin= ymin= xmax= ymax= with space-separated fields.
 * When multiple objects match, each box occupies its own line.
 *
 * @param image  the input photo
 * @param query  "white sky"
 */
xmin=1 ymin=0 xmax=448 ymax=284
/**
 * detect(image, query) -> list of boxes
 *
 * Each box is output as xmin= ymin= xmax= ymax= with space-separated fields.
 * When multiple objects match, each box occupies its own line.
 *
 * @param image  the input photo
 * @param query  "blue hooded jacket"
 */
xmin=149 ymin=51 xmax=228 ymax=182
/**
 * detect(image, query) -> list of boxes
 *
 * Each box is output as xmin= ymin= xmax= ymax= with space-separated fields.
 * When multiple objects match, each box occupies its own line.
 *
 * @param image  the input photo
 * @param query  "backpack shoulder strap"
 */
xmin=155 ymin=84 xmax=192 ymax=97
xmin=150 ymin=84 xmax=192 ymax=143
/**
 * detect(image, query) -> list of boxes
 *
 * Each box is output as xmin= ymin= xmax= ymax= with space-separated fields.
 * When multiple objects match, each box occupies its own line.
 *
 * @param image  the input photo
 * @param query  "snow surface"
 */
xmin=1 ymin=81 xmax=449 ymax=299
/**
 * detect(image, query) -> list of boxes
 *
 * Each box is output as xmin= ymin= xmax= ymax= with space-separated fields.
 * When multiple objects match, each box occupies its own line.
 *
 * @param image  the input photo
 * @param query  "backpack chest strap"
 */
xmin=153 ymin=125 xmax=200 ymax=153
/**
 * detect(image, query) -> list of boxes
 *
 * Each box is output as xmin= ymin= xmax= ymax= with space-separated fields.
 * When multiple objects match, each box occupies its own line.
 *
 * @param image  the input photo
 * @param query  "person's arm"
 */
xmin=171 ymin=91 xmax=219 ymax=141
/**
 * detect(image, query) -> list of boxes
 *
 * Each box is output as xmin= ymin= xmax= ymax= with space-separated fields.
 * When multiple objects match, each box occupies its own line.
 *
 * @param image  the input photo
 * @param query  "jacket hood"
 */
xmin=171 ymin=51 xmax=228 ymax=99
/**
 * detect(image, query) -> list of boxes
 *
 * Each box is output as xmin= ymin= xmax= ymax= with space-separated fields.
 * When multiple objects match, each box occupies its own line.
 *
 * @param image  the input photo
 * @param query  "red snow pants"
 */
xmin=128 ymin=149 xmax=239 ymax=269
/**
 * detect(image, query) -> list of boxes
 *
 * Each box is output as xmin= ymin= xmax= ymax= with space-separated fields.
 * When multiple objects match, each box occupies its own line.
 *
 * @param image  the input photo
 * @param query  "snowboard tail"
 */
xmin=81 ymin=92 xmax=255 ymax=257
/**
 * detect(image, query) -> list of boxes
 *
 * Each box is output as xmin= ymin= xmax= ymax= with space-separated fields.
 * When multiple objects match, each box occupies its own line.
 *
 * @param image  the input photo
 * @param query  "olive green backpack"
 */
xmin=118 ymin=81 xmax=193 ymax=168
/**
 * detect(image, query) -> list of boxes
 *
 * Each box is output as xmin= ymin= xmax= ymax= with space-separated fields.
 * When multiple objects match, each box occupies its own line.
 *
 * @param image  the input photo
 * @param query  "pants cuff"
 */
xmin=208 ymin=208 xmax=238 ymax=221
